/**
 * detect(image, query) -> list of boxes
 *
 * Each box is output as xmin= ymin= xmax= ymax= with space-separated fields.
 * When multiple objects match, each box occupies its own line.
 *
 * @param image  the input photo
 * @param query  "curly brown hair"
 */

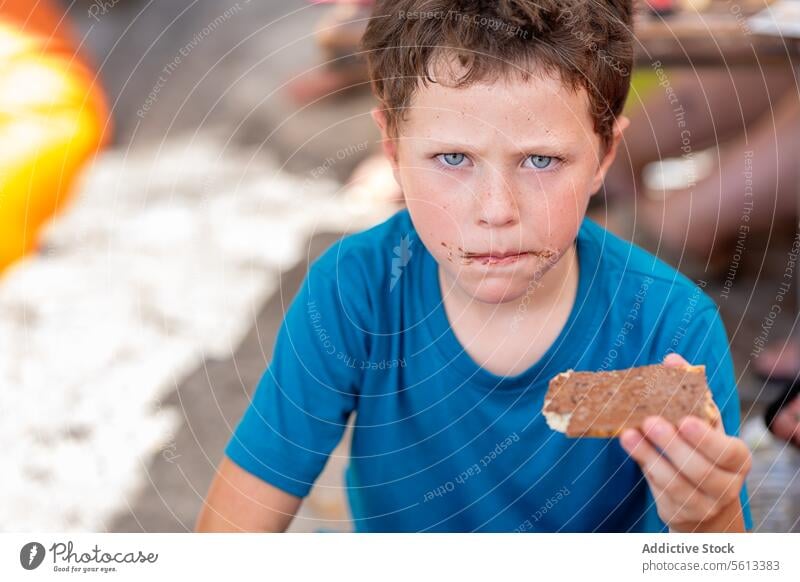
xmin=361 ymin=0 xmax=634 ymax=150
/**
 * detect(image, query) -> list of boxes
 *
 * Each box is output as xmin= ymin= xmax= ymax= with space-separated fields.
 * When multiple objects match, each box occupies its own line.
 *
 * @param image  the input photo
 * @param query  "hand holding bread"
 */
xmin=543 ymin=353 xmax=752 ymax=532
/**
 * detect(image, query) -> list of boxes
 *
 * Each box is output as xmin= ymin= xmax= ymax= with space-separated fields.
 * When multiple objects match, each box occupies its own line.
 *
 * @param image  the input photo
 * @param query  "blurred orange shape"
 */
xmin=0 ymin=20 xmax=110 ymax=273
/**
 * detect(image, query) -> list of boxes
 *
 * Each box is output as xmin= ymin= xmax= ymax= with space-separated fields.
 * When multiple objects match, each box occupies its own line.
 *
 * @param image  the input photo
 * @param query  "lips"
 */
xmin=465 ymin=251 xmax=527 ymax=260
xmin=450 ymin=246 xmax=559 ymax=267
xmin=463 ymin=251 xmax=531 ymax=265
xmin=464 ymin=251 xmax=528 ymax=261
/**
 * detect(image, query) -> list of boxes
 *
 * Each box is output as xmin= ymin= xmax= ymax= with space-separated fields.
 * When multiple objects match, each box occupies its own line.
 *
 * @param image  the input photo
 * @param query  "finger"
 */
xmin=678 ymin=416 xmax=752 ymax=474
xmin=620 ymin=429 xmax=672 ymax=483
xmin=663 ymin=353 xmax=691 ymax=368
xmin=641 ymin=416 xmax=735 ymax=499
xmin=620 ymin=428 xmax=710 ymax=508
xmin=770 ymin=409 xmax=800 ymax=443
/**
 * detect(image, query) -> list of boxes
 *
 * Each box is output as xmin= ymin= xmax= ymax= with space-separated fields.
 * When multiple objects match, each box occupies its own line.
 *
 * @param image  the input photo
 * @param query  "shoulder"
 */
xmin=310 ymin=208 xmax=415 ymax=280
xmin=578 ymin=217 xmax=718 ymax=315
xmin=302 ymin=209 xmax=417 ymax=331
xmin=578 ymin=220 xmax=734 ymax=373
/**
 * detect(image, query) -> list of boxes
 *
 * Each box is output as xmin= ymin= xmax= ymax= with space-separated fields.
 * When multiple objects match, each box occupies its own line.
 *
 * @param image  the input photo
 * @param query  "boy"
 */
xmin=197 ymin=0 xmax=753 ymax=532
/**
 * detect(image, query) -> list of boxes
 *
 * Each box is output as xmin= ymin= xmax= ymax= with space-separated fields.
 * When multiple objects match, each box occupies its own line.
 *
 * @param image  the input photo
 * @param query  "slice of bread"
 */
xmin=542 ymin=363 xmax=720 ymax=438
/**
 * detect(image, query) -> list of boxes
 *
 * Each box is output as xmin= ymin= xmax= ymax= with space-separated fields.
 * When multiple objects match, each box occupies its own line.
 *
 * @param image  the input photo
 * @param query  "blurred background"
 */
xmin=0 ymin=0 xmax=798 ymax=532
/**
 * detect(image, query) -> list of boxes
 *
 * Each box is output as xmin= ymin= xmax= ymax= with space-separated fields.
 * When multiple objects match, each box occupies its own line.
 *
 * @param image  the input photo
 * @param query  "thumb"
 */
xmin=663 ymin=353 xmax=691 ymax=368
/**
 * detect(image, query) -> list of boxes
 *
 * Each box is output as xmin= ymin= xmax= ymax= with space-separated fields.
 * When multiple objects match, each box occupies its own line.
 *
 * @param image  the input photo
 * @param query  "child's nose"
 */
xmin=476 ymin=169 xmax=519 ymax=227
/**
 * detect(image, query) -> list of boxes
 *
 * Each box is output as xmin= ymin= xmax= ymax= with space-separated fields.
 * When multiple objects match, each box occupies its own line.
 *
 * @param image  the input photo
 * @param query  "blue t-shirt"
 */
xmin=225 ymin=209 xmax=753 ymax=532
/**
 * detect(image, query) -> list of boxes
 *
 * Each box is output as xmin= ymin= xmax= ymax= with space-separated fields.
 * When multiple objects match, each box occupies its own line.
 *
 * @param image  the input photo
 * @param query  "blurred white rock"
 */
xmin=0 ymin=135 xmax=390 ymax=532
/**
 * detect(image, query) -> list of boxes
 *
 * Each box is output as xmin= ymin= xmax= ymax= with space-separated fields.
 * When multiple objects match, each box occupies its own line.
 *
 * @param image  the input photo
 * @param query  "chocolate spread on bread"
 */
xmin=543 ymin=364 xmax=719 ymax=437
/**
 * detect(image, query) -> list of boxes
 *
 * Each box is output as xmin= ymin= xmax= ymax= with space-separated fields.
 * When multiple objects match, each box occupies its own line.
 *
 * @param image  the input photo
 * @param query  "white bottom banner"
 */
xmin=1 ymin=533 xmax=798 ymax=581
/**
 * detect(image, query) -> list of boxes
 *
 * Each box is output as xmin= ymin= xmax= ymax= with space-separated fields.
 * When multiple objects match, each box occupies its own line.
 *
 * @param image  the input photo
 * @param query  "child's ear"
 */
xmin=371 ymin=107 xmax=399 ymax=170
xmin=589 ymin=115 xmax=630 ymax=196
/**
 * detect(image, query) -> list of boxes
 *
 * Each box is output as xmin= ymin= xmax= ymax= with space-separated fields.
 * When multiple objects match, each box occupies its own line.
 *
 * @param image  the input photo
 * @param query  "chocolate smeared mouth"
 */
xmin=463 ymin=251 xmax=527 ymax=259
xmin=462 ymin=249 xmax=558 ymax=258
xmin=440 ymin=241 xmax=560 ymax=266
xmin=460 ymin=248 xmax=559 ymax=265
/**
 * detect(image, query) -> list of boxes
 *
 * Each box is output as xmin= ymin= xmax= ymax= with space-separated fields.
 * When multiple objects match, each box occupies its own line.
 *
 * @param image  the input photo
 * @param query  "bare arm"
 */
xmin=195 ymin=456 xmax=302 ymax=532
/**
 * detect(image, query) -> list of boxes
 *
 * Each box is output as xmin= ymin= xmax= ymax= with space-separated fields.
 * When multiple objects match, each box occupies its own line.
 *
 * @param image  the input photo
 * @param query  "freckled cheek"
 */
xmin=406 ymin=208 xmax=463 ymax=265
xmin=517 ymin=186 xmax=584 ymax=242
xmin=526 ymin=210 xmax=582 ymax=243
xmin=405 ymin=172 xmax=469 ymax=221
xmin=406 ymin=198 xmax=455 ymax=234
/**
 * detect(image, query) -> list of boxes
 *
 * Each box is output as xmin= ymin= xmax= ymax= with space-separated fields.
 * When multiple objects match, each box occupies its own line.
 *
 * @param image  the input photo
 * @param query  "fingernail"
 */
xmin=680 ymin=417 xmax=700 ymax=436
xmin=644 ymin=417 xmax=666 ymax=437
xmin=620 ymin=430 xmax=640 ymax=451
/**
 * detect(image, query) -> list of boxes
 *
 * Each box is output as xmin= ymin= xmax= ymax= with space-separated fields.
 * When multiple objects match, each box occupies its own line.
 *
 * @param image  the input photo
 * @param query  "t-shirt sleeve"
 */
xmin=224 ymin=251 xmax=368 ymax=498
xmin=657 ymin=304 xmax=754 ymax=532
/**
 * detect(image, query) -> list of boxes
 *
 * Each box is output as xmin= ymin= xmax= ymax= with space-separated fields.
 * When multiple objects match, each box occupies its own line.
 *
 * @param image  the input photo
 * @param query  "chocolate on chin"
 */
xmin=542 ymin=364 xmax=720 ymax=438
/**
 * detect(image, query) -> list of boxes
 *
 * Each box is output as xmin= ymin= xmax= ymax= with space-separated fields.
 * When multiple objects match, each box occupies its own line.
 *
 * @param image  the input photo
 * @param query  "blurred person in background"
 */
xmin=603 ymin=67 xmax=800 ymax=448
xmin=604 ymin=69 xmax=797 ymax=260
xmin=285 ymin=0 xmax=373 ymax=105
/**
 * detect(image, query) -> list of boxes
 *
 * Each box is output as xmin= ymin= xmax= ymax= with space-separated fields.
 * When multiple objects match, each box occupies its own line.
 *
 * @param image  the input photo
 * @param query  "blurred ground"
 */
xmin=0 ymin=0 xmax=795 ymax=532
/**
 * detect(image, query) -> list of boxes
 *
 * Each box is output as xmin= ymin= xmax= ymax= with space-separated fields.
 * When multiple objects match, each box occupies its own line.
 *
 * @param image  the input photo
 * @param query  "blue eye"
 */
xmin=439 ymin=153 xmax=466 ymax=167
xmin=527 ymin=155 xmax=553 ymax=169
